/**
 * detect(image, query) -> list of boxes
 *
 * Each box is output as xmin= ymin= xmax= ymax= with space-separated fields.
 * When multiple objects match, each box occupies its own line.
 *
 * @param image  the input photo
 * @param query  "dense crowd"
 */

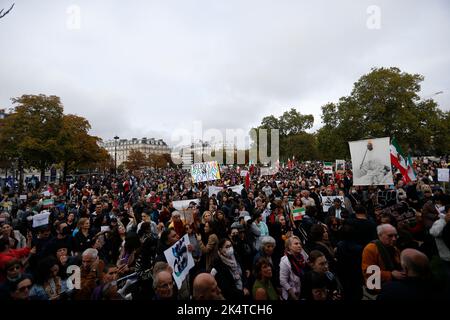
xmin=0 ymin=158 xmax=449 ymax=301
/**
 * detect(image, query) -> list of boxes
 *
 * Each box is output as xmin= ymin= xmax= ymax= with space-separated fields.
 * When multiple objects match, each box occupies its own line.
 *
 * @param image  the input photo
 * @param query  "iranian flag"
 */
xmin=390 ymin=138 xmax=411 ymax=183
xmin=292 ymin=207 xmax=306 ymax=221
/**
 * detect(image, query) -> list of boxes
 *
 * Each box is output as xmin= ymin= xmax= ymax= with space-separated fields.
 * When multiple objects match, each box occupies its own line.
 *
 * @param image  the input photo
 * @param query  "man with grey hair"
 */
xmin=362 ymin=224 xmax=404 ymax=292
xmin=73 ymin=248 xmax=105 ymax=300
xmin=153 ymin=270 xmax=175 ymax=300
xmin=377 ymin=248 xmax=435 ymax=300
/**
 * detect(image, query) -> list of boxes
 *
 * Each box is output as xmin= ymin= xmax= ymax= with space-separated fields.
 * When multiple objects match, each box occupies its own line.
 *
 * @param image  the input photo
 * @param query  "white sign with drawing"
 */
xmin=164 ymin=234 xmax=195 ymax=289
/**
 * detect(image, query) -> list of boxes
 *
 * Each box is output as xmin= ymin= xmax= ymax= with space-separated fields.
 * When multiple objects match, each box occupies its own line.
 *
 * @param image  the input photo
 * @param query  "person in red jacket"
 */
xmin=0 ymin=234 xmax=35 ymax=283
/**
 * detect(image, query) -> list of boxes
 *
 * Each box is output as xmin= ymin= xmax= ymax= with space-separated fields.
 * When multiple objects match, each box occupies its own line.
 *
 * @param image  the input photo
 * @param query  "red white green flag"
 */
xmin=390 ymin=138 xmax=410 ymax=183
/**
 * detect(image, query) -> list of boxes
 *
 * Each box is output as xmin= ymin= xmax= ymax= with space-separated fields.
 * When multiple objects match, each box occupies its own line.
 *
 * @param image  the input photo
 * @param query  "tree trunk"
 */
xmin=63 ymin=161 xmax=68 ymax=183
xmin=18 ymin=158 xmax=24 ymax=193
xmin=40 ymin=162 xmax=46 ymax=186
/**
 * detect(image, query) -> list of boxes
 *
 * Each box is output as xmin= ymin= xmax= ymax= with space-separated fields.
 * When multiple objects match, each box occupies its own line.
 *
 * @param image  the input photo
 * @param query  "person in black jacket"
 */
xmin=377 ymin=248 xmax=438 ymax=300
xmin=211 ymin=238 xmax=250 ymax=301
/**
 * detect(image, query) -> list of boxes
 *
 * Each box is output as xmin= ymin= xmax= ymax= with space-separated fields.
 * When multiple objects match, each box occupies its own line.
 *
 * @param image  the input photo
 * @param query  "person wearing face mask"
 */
xmin=210 ymin=238 xmax=250 ymax=301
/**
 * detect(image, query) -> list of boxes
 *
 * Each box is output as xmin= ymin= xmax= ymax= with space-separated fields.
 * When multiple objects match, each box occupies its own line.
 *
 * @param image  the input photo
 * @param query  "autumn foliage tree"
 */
xmin=0 ymin=94 xmax=110 ymax=189
xmin=123 ymin=149 xmax=148 ymax=171
xmin=57 ymin=114 xmax=111 ymax=180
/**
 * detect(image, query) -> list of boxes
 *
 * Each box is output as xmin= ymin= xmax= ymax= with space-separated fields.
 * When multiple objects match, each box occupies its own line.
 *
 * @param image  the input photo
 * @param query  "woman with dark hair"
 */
xmin=65 ymin=211 xmax=77 ymax=234
xmin=117 ymin=232 xmax=141 ymax=276
xmin=1 ymin=222 xmax=26 ymax=249
xmin=72 ymin=217 xmax=95 ymax=255
xmin=213 ymin=210 xmax=229 ymax=239
xmin=29 ymin=256 xmax=67 ymax=300
xmin=253 ymin=257 xmax=279 ymax=300
xmin=155 ymin=228 xmax=180 ymax=262
xmin=196 ymin=221 xmax=219 ymax=272
xmin=211 ymin=238 xmax=249 ymax=300
xmin=302 ymin=250 xmax=343 ymax=300
xmin=306 ymin=224 xmax=337 ymax=273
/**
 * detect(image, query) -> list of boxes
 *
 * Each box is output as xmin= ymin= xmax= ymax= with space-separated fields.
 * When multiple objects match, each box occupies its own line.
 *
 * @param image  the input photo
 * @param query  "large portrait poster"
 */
xmin=349 ymin=137 xmax=393 ymax=186
xmin=164 ymin=234 xmax=195 ymax=289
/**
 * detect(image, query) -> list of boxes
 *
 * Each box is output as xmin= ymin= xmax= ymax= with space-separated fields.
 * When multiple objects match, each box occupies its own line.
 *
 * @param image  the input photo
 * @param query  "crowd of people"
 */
xmin=0 ymin=157 xmax=449 ymax=301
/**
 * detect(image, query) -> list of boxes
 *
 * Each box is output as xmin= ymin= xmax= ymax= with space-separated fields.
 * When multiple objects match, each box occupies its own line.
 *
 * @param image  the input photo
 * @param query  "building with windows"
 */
xmin=100 ymin=137 xmax=171 ymax=166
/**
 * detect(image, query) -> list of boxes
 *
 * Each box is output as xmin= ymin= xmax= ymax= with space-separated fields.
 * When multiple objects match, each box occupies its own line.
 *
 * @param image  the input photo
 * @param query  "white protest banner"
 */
xmin=349 ymin=137 xmax=393 ymax=186
xmin=172 ymin=199 xmax=200 ymax=211
xmin=240 ymin=170 xmax=249 ymax=177
xmin=43 ymin=191 xmax=51 ymax=197
xmin=323 ymin=162 xmax=333 ymax=174
xmin=438 ymin=168 xmax=449 ymax=182
xmin=32 ymin=211 xmax=51 ymax=228
xmin=208 ymin=186 xmax=223 ymax=198
xmin=335 ymin=160 xmax=345 ymax=173
xmin=20 ymin=195 xmax=27 ymax=200
xmin=191 ymin=161 xmax=221 ymax=183
xmin=230 ymin=184 xmax=244 ymax=195
xmin=260 ymin=167 xmax=277 ymax=176
xmin=164 ymin=234 xmax=195 ymax=289
xmin=321 ymin=196 xmax=345 ymax=212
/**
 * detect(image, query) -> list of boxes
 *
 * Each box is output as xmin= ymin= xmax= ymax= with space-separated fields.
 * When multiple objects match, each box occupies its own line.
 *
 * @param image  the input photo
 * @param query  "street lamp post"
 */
xmin=114 ymin=136 xmax=119 ymax=175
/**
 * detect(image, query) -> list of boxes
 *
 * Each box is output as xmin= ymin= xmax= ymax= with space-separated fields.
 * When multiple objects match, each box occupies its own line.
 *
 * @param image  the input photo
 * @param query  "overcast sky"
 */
xmin=1 ymin=0 xmax=449 ymax=148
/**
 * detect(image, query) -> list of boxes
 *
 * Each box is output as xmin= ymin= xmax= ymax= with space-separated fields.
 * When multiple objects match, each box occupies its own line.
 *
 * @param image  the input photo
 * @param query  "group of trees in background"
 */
xmin=254 ymin=67 xmax=450 ymax=162
xmin=122 ymin=149 xmax=172 ymax=171
xmin=0 ymin=94 xmax=113 ymax=190
xmin=1 ymin=67 xmax=448 ymax=182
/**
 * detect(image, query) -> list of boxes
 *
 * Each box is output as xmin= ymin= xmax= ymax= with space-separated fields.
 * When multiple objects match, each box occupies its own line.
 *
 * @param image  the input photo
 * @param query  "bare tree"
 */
xmin=0 ymin=3 xmax=15 ymax=19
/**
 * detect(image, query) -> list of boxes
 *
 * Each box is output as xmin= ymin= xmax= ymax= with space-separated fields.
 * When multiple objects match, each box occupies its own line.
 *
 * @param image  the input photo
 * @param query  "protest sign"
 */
xmin=172 ymin=199 xmax=200 ymax=211
xmin=20 ymin=195 xmax=27 ymax=201
xmin=438 ymin=168 xmax=449 ymax=182
xmin=208 ymin=186 xmax=223 ymax=198
xmin=335 ymin=160 xmax=345 ymax=173
xmin=32 ymin=211 xmax=51 ymax=228
xmin=377 ymin=190 xmax=398 ymax=207
xmin=260 ymin=167 xmax=277 ymax=176
xmin=43 ymin=191 xmax=51 ymax=197
xmin=240 ymin=170 xmax=249 ymax=177
xmin=382 ymin=202 xmax=416 ymax=227
xmin=191 ymin=161 xmax=221 ymax=183
xmin=321 ymin=196 xmax=345 ymax=212
xmin=158 ymin=183 xmax=167 ymax=192
xmin=164 ymin=234 xmax=195 ymax=289
xmin=349 ymin=137 xmax=393 ymax=186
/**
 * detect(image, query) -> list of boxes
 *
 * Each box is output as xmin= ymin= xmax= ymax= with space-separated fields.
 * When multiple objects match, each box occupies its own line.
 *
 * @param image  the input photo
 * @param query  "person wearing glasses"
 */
xmin=362 ymin=224 xmax=404 ymax=296
xmin=6 ymin=274 xmax=33 ymax=300
xmin=153 ymin=270 xmax=175 ymax=300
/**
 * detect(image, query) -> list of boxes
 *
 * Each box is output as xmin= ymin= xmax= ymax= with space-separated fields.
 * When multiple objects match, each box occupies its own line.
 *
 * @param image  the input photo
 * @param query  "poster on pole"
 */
xmin=323 ymin=162 xmax=333 ymax=174
xmin=335 ymin=160 xmax=345 ymax=173
xmin=191 ymin=161 xmax=221 ymax=183
xmin=349 ymin=137 xmax=393 ymax=186
xmin=164 ymin=234 xmax=195 ymax=289
xmin=438 ymin=168 xmax=449 ymax=182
